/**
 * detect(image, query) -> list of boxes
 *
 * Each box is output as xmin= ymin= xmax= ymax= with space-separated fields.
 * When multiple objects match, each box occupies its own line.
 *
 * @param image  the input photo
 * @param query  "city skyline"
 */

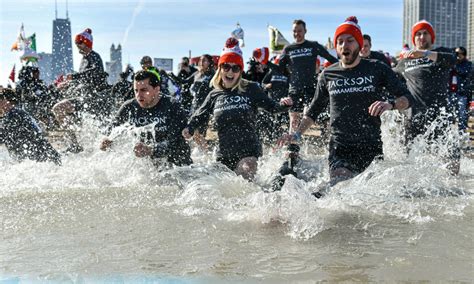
xmin=1 ymin=0 xmax=406 ymax=86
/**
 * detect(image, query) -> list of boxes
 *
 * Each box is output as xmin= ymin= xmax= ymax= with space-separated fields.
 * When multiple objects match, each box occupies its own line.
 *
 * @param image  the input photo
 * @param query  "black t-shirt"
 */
xmin=279 ymin=40 xmax=338 ymax=91
xmin=190 ymin=70 xmax=215 ymax=112
xmin=307 ymin=59 xmax=413 ymax=144
xmin=365 ymin=51 xmax=391 ymax=66
xmin=393 ymin=47 xmax=455 ymax=113
xmin=0 ymin=107 xmax=61 ymax=164
xmin=72 ymin=50 xmax=105 ymax=87
xmin=111 ymin=79 xmax=134 ymax=106
xmin=187 ymin=81 xmax=289 ymax=158
xmin=262 ymin=63 xmax=289 ymax=101
xmin=110 ymin=96 xmax=192 ymax=166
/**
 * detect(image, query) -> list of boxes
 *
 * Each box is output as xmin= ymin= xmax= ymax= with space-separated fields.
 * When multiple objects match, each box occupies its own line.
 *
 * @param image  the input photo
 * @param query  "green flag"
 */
xmin=21 ymin=33 xmax=39 ymax=63
xmin=28 ymin=33 xmax=37 ymax=51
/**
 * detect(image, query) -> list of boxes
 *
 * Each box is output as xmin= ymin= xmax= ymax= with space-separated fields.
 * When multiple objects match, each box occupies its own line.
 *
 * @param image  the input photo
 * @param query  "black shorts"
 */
xmin=289 ymin=87 xmax=315 ymax=112
xmin=328 ymin=139 xmax=383 ymax=174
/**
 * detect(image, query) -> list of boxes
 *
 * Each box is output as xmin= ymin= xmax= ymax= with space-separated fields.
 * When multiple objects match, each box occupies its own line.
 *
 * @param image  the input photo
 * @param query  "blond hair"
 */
xmin=211 ymin=66 xmax=248 ymax=93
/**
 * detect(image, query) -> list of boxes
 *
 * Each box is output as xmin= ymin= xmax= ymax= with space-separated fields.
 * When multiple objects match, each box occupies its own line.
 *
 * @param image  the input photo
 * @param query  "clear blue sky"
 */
xmin=0 ymin=0 xmax=403 ymax=86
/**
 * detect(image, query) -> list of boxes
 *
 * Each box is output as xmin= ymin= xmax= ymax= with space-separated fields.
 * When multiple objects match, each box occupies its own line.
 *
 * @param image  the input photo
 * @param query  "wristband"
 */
xmin=292 ymin=131 xmax=302 ymax=141
xmin=387 ymin=98 xmax=396 ymax=110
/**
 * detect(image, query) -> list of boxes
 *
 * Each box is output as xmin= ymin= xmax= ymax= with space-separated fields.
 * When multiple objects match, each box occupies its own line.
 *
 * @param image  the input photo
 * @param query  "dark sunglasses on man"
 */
xmin=222 ymin=63 xmax=241 ymax=73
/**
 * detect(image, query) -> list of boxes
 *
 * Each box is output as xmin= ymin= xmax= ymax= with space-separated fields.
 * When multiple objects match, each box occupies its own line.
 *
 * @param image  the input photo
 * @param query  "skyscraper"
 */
xmin=105 ymin=43 xmax=123 ymax=84
xmin=468 ymin=0 xmax=473 ymax=57
xmin=403 ymin=0 xmax=468 ymax=49
xmin=37 ymin=52 xmax=53 ymax=84
xmin=51 ymin=3 xmax=73 ymax=81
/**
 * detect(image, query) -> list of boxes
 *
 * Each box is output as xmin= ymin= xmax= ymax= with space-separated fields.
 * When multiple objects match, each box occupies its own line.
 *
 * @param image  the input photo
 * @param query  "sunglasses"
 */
xmin=221 ymin=63 xmax=241 ymax=73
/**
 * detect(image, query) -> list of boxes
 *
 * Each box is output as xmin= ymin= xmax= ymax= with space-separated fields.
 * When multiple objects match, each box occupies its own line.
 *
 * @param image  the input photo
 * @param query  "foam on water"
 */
xmin=1 ymin=114 xmax=473 ymax=280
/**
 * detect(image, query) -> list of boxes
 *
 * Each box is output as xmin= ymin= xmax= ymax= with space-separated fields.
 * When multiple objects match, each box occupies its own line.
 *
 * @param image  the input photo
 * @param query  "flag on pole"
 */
xmin=268 ymin=25 xmax=290 ymax=54
xmin=8 ymin=64 xmax=16 ymax=82
xmin=21 ymin=33 xmax=39 ymax=63
xmin=231 ymin=22 xmax=245 ymax=47
xmin=11 ymin=23 xmax=26 ymax=51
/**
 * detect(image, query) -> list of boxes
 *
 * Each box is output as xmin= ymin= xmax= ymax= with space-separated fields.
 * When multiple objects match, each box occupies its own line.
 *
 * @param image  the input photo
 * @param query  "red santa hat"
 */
xmin=253 ymin=47 xmax=269 ymax=65
xmin=334 ymin=16 xmax=363 ymax=49
xmin=411 ymin=20 xmax=435 ymax=45
xmin=273 ymin=55 xmax=281 ymax=65
xmin=218 ymin=37 xmax=244 ymax=70
xmin=75 ymin=28 xmax=93 ymax=49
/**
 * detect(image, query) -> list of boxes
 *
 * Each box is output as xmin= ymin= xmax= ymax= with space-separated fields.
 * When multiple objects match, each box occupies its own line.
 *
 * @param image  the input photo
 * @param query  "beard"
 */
xmin=417 ymin=41 xmax=431 ymax=50
xmin=340 ymin=47 xmax=360 ymax=65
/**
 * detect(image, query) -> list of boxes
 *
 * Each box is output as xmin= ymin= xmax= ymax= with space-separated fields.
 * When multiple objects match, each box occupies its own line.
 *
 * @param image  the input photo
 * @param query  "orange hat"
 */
xmin=218 ymin=37 xmax=244 ymax=70
xmin=75 ymin=28 xmax=93 ymax=49
xmin=253 ymin=47 xmax=269 ymax=65
xmin=411 ymin=20 xmax=435 ymax=45
xmin=334 ymin=16 xmax=363 ymax=49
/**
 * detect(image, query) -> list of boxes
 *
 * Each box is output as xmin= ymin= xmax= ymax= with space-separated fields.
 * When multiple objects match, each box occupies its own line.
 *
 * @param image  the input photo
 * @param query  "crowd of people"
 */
xmin=1 ymin=17 xmax=473 ymax=192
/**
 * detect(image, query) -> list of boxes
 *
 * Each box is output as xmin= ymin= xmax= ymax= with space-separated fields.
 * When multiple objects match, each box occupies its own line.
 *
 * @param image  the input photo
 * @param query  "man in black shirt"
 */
xmin=52 ymin=28 xmax=109 ymax=153
xmin=280 ymin=16 xmax=413 ymax=186
xmin=100 ymin=70 xmax=192 ymax=166
xmin=0 ymin=88 xmax=61 ymax=165
xmin=176 ymin=57 xmax=198 ymax=113
xmin=279 ymin=19 xmax=339 ymax=133
xmin=394 ymin=20 xmax=460 ymax=174
xmin=449 ymin=47 xmax=472 ymax=132
xmin=360 ymin=34 xmax=391 ymax=66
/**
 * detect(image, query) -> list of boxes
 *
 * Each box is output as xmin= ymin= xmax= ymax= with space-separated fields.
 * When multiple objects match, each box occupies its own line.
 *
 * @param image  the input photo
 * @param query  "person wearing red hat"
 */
xmin=66 ymin=28 xmax=105 ymax=87
xmin=394 ymin=20 xmax=460 ymax=174
xmin=182 ymin=38 xmax=293 ymax=180
xmin=279 ymin=19 xmax=339 ymax=134
xmin=279 ymin=16 xmax=414 ymax=191
xmin=52 ymin=28 xmax=107 ymax=153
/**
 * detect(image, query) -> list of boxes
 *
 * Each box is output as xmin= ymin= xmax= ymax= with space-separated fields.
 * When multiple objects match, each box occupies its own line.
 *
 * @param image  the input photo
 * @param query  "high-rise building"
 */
xmin=468 ymin=0 xmax=474 ymax=58
xmin=403 ymin=0 xmax=468 ymax=49
xmin=37 ymin=52 xmax=53 ymax=84
xmin=105 ymin=43 xmax=123 ymax=84
xmin=51 ymin=3 xmax=73 ymax=81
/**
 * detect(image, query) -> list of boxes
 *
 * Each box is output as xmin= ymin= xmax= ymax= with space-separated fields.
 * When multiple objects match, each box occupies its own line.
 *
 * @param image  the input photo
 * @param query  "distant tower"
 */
xmin=37 ymin=52 xmax=53 ymax=84
xmin=51 ymin=0 xmax=73 ymax=80
xmin=106 ymin=43 xmax=123 ymax=84
xmin=468 ymin=0 xmax=473 ymax=58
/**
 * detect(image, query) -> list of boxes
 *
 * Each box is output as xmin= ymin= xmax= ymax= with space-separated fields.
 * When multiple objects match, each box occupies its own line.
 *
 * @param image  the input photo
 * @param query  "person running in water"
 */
xmin=52 ymin=28 xmax=108 ymax=153
xmin=188 ymin=54 xmax=216 ymax=151
xmin=261 ymin=53 xmax=290 ymax=141
xmin=279 ymin=19 xmax=339 ymax=133
xmin=279 ymin=16 xmax=413 ymax=187
xmin=394 ymin=20 xmax=460 ymax=174
xmin=182 ymin=38 xmax=293 ymax=180
xmin=100 ymin=70 xmax=192 ymax=166
xmin=0 ymin=88 xmax=61 ymax=165
xmin=140 ymin=55 xmax=181 ymax=101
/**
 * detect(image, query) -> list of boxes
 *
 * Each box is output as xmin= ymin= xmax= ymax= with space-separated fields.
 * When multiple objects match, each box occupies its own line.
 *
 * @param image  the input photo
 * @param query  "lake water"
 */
xmin=1 ymin=114 xmax=473 ymax=282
